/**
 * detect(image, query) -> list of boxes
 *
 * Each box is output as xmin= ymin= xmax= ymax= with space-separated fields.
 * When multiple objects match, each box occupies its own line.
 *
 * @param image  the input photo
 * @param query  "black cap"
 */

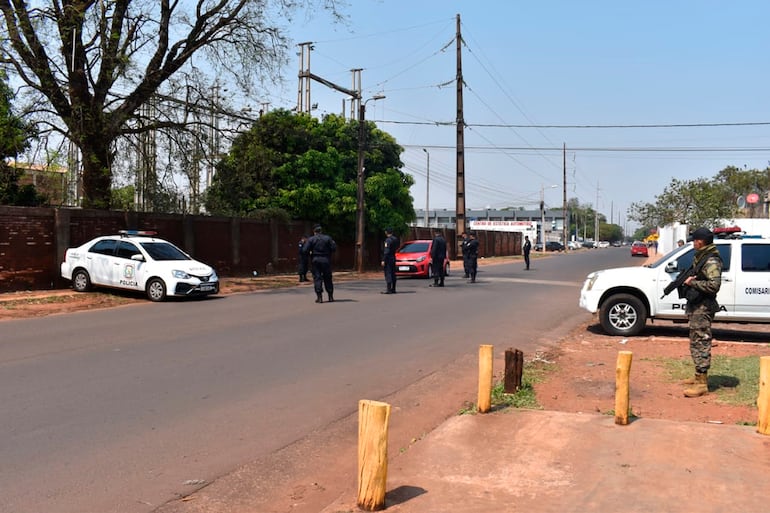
xmin=691 ymin=227 xmax=713 ymax=242
xmin=384 ymin=227 xmax=393 ymax=234
xmin=313 ymin=224 xmax=322 ymax=233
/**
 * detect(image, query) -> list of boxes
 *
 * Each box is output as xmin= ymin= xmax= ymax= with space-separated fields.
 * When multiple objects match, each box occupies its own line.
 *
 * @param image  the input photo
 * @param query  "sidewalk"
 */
xmin=322 ymin=409 xmax=770 ymax=513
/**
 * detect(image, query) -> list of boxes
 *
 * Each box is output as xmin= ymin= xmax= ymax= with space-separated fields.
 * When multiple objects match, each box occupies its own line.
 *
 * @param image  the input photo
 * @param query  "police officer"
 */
xmin=466 ymin=232 xmax=479 ymax=283
xmin=460 ymin=232 xmax=471 ymax=278
xmin=429 ymin=229 xmax=447 ymax=287
xmin=681 ymin=227 xmax=722 ymax=397
xmin=523 ymin=235 xmax=532 ymax=270
xmin=381 ymin=227 xmax=400 ymax=294
xmin=302 ymin=224 xmax=337 ymax=303
xmin=297 ymin=235 xmax=309 ymax=282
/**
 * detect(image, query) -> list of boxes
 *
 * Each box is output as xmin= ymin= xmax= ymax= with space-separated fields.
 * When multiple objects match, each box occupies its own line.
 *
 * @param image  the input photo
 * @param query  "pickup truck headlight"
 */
xmin=585 ymin=272 xmax=599 ymax=291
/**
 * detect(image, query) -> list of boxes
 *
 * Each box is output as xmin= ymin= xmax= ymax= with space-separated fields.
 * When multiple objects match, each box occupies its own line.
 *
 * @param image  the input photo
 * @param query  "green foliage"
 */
xmin=111 ymin=185 xmax=136 ymax=211
xmin=628 ymin=166 xmax=770 ymax=229
xmin=458 ymin=358 xmax=555 ymax=414
xmin=206 ymin=110 xmax=415 ymax=240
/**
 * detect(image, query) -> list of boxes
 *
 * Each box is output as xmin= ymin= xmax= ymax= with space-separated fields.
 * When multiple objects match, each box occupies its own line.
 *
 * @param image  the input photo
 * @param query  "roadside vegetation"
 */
xmin=663 ymin=354 xmax=764 ymax=407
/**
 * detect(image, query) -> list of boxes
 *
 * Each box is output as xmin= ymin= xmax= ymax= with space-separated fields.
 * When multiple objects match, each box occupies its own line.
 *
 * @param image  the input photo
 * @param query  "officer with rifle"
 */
xmin=661 ymin=227 xmax=722 ymax=397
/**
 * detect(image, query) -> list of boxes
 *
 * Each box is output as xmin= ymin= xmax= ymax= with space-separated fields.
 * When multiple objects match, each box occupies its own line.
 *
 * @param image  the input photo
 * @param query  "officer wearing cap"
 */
xmin=681 ymin=227 xmax=722 ymax=397
xmin=381 ymin=227 xmax=400 ymax=294
xmin=302 ymin=224 xmax=337 ymax=303
xmin=429 ymin=229 xmax=447 ymax=287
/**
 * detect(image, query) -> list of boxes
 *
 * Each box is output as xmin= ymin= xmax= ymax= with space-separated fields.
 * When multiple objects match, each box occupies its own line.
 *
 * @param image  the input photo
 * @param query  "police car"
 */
xmin=579 ymin=229 xmax=770 ymax=335
xmin=60 ymin=231 xmax=219 ymax=302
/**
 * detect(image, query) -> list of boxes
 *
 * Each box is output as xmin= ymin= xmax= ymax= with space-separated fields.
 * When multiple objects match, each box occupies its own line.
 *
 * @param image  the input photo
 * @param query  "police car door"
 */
xmin=113 ymin=240 xmax=144 ymax=291
xmin=87 ymin=239 xmax=117 ymax=286
xmin=732 ymin=242 xmax=770 ymax=321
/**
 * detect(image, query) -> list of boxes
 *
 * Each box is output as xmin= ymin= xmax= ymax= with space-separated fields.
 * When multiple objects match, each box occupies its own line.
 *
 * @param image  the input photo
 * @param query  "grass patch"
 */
xmin=459 ymin=358 xmax=556 ymax=414
xmin=664 ymin=354 xmax=761 ymax=407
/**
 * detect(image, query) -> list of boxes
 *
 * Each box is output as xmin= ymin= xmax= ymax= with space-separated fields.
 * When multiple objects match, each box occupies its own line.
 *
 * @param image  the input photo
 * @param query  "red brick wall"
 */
xmin=0 ymin=206 xmax=520 ymax=293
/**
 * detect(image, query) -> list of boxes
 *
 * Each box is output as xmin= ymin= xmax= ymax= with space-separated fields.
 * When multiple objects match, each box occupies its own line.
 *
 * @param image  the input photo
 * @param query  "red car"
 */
xmin=395 ymin=239 xmax=451 ymax=278
xmin=630 ymin=241 xmax=648 ymax=257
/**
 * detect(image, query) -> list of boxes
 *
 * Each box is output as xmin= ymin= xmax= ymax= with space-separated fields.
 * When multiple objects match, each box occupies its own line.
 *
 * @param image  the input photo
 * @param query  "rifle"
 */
xmin=660 ymin=257 xmax=709 ymax=299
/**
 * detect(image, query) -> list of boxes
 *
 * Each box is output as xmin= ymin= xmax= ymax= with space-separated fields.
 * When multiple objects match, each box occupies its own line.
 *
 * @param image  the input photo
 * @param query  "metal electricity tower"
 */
xmin=297 ymin=42 xmax=363 ymax=119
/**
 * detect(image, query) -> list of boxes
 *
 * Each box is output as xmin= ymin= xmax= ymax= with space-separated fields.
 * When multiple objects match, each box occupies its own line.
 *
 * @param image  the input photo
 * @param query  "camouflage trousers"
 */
xmin=687 ymin=304 xmax=715 ymax=374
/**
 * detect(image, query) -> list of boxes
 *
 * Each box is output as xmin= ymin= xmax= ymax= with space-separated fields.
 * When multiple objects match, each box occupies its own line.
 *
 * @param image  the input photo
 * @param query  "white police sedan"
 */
xmin=60 ymin=231 xmax=219 ymax=302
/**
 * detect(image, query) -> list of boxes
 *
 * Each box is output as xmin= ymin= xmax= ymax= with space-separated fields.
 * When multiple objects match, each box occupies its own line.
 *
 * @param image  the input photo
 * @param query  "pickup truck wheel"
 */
xmin=599 ymin=294 xmax=646 ymax=336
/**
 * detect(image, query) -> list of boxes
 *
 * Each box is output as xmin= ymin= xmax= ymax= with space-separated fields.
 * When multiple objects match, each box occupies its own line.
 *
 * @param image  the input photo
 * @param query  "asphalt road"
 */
xmin=0 ymin=247 xmax=633 ymax=513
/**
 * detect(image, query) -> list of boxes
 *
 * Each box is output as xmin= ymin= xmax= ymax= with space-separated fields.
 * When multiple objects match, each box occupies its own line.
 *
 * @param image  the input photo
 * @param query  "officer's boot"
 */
xmin=680 ymin=374 xmax=698 ymax=385
xmin=683 ymin=372 xmax=708 ymax=397
xmin=315 ymin=292 xmax=323 ymax=304
xmin=470 ymin=273 xmax=476 ymax=283
xmin=391 ymin=282 xmax=396 ymax=293
xmin=327 ymin=291 xmax=334 ymax=302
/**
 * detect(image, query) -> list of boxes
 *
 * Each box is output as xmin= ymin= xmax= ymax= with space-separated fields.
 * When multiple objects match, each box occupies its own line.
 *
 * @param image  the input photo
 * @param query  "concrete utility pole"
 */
xmin=355 ymin=95 xmax=386 ymax=273
xmin=423 ymin=148 xmax=430 ymax=227
xmin=455 ymin=13 xmax=467 ymax=238
xmin=563 ymin=143 xmax=568 ymax=248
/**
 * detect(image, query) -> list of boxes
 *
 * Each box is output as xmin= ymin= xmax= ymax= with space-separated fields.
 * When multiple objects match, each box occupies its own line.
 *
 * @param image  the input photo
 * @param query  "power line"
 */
xmin=377 ymin=119 xmax=770 ymax=129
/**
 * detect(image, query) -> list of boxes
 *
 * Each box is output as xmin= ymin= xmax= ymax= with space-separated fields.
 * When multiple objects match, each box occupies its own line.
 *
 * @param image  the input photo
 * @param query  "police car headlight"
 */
xmin=172 ymin=270 xmax=191 ymax=279
xmin=210 ymin=270 xmax=218 ymax=280
xmin=416 ymin=256 xmax=427 ymax=263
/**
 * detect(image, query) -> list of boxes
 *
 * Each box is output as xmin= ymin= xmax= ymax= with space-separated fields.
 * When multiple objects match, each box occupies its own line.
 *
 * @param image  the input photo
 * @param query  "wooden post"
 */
xmin=757 ymin=356 xmax=770 ymax=435
xmin=614 ymin=351 xmax=633 ymax=425
xmin=478 ymin=344 xmax=494 ymax=413
xmin=357 ymin=400 xmax=391 ymax=511
xmin=504 ymin=348 xmax=524 ymax=393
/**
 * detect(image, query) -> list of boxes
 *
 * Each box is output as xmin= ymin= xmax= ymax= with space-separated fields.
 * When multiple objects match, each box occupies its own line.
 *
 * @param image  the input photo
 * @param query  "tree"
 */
xmin=0 ymin=1 xmax=342 ymax=209
xmin=205 ymin=109 xmax=415 ymax=239
xmin=0 ymin=70 xmax=42 ymax=205
xmin=627 ymin=168 xmax=761 ymax=229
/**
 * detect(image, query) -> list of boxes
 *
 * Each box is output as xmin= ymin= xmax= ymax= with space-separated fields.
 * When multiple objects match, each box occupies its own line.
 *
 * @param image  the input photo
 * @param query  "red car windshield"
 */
xmin=398 ymin=242 xmax=430 ymax=253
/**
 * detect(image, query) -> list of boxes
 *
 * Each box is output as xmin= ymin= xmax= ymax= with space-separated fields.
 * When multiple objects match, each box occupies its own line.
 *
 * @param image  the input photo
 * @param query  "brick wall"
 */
xmin=0 ymin=206 xmax=520 ymax=293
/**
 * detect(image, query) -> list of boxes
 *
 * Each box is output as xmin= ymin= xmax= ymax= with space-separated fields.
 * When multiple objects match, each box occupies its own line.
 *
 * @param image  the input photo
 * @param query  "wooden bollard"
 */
xmin=504 ymin=348 xmax=524 ymax=393
xmin=478 ymin=344 xmax=494 ymax=413
xmin=614 ymin=351 xmax=633 ymax=425
xmin=757 ymin=356 xmax=770 ymax=435
xmin=357 ymin=400 xmax=391 ymax=511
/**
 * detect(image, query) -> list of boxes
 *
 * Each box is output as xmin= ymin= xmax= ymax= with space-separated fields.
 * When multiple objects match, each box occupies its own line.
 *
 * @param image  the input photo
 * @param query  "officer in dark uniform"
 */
xmin=297 ymin=235 xmax=309 ymax=282
xmin=460 ymin=232 xmax=470 ymax=278
xmin=302 ymin=224 xmax=337 ymax=303
xmin=381 ymin=227 xmax=400 ymax=294
xmin=429 ymin=229 xmax=447 ymax=287
xmin=467 ymin=231 xmax=479 ymax=283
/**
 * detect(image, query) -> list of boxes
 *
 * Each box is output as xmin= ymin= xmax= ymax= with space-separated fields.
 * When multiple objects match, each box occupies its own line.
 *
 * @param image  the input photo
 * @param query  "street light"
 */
xmin=423 ymin=148 xmax=430 ymax=226
xmin=540 ymin=184 xmax=558 ymax=251
xmin=355 ymin=94 xmax=386 ymax=273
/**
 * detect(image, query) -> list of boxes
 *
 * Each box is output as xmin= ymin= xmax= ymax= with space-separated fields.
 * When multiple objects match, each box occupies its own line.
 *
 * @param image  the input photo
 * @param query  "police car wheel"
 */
xmin=599 ymin=293 xmax=646 ymax=336
xmin=72 ymin=269 xmax=91 ymax=293
xmin=146 ymin=278 xmax=167 ymax=302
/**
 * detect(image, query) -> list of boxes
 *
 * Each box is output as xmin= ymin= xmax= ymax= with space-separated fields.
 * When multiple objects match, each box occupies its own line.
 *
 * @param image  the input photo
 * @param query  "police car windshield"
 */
xmin=140 ymin=242 xmax=190 ymax=261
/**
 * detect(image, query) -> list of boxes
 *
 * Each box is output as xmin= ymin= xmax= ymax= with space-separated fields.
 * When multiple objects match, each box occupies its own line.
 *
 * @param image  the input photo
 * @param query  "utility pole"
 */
xmin=595 ymin=181 xmax=601 ymax=242
xmin=562 ymin=143 xmax=568 ymax=249
xmin=423 ymin=148 xmax=430 ymax=227
xmin=455 ymin=13 xmax=467 ymax=238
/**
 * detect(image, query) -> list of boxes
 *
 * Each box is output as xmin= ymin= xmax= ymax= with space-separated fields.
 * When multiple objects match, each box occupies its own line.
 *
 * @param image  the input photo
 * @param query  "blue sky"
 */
xmin=261 ymin=0 xmax=770 ymax=232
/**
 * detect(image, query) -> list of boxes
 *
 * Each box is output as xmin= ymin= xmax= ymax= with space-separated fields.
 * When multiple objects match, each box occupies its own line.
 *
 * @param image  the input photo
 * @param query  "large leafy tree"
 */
xmin=0 ymin=70 xmax=42 ymax=205
xmin=627 ymin=166 xmax=768 ymax=229
xmin=0 ymin=1 xmax=342 ymax=209
xmin=205 ymin=109 xmax=415 ymax=239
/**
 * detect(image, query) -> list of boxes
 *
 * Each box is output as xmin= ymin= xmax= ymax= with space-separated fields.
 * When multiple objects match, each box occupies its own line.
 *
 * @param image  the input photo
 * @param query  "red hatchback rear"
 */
xmin=631 ymin=241 xmax=648 ymax=257
xmin=395 ymin=240 xmax=450 ymax=278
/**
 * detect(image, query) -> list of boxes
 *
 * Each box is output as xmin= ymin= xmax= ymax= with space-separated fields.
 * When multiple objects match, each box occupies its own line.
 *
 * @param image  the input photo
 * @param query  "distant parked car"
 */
xmin=582 ymin=240 xmax=596 ymax=249
xmin=597 ymin=241 xmax=610 ymax=248
xmin=630 ymin=241 xmax=648 ymax=257
xmin=395 ymin=240 xmax=450 ymax=278
xmin=568 ymin=241 xmax=582 ymax=250
xmin=545 ymin=241 xmax=565 ymax=252
xmin=611 ymin=241 xmax=622 ymax=247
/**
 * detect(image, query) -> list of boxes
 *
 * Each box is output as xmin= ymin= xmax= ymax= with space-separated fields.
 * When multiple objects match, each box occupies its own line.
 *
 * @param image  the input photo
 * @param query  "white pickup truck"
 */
xmin=579 ymin=237 xmax=770 ymax=335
